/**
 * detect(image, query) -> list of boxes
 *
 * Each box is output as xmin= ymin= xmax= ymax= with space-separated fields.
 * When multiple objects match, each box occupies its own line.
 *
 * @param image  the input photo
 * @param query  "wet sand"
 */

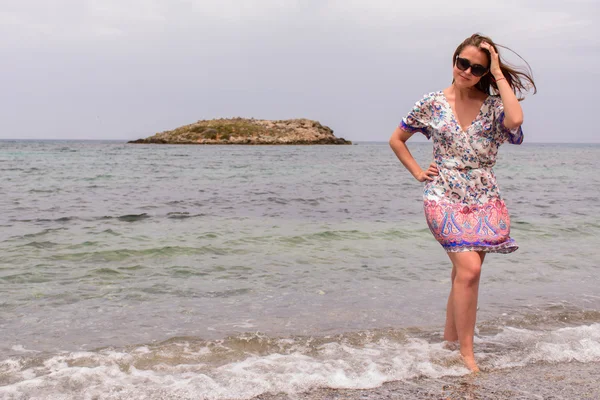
xmin=254 ymin=362 xmax=600 ymax=399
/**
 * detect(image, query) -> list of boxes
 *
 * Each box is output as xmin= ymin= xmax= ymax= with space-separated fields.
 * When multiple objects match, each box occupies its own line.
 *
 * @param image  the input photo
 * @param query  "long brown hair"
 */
xmin=453 ymin=33 xmax=537 ymax=100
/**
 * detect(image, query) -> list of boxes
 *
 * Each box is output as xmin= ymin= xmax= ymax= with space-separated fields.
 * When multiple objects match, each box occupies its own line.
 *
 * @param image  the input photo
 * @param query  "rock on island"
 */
xmin=128 ymin=118 xmax=351 ymax=145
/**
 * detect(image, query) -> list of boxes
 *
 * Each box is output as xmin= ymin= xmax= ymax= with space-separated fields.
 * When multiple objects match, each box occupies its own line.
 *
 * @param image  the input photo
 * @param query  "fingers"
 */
xmin=425 ymin=169 xmax=438 ymax=181
xmin=419 ymin=171 xmax=434 ymax=182
xmin=480 ymin=42 xmax=497 ymax=56
xmin=420 ymin=163 xmax=439 ymax=182
xmin=427 ymin=164 xmax=439 ymax=175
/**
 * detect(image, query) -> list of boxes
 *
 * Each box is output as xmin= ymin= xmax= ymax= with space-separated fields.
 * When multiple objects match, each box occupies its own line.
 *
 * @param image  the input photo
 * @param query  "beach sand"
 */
xmin=254 ymin=361 xmax=599 ymax=399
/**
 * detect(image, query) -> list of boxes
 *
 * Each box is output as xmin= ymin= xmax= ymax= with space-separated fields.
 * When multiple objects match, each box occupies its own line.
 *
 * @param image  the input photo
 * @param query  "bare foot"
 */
xmin=460 ymin=355 xmax=480 ymax=373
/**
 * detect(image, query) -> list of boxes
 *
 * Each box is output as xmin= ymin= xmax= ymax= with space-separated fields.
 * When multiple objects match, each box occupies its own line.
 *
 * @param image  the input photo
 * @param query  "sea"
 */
xmin=1 ymin=140 xmax=599 ymax=399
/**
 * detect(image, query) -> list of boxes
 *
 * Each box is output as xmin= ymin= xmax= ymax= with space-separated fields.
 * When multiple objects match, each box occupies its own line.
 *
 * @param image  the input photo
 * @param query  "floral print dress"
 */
xmin=400 ymin=91 xmax=523 ymax=253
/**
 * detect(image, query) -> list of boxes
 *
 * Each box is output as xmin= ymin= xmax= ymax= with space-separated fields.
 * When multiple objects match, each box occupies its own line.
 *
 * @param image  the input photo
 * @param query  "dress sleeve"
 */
xmin=399 ymin=93 xmax=434 ymax=139
xmin=494 ymin=98 xmax=524 ymax=145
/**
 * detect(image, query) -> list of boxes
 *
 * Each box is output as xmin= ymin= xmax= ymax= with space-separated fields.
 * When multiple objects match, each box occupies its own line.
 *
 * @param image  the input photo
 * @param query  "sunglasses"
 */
xmin=455 ymin=56 xmax=488 ymax=77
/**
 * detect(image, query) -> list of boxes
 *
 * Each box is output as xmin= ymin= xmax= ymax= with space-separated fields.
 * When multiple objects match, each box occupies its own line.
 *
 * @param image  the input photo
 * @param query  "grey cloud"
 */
xmin=1 ymin=0 xmax=598 ymax=142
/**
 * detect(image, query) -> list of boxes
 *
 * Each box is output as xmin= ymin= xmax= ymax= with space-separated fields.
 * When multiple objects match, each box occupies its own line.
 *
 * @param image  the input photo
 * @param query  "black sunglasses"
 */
xmin=455 ymin=56 xmax=488 ymax=77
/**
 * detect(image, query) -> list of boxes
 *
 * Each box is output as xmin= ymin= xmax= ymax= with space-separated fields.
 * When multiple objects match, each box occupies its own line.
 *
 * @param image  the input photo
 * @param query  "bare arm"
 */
xmin=389 ymin=127 xmax=438 ymax=182
xmin=495 ymin=77 xmax=523 ymax=129
xmin=480 ymin=42 xmax=523 ymax=129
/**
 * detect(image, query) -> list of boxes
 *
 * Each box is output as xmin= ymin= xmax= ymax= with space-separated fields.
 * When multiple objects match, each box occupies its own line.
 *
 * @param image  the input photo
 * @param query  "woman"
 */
xmin=389 ymin=33 xmax=536 ymax=372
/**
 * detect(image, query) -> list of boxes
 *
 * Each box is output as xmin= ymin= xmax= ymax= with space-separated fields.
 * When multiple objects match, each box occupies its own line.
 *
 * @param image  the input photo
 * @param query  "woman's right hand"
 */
xmin=415 ymin=162 xmax=439 ymax=182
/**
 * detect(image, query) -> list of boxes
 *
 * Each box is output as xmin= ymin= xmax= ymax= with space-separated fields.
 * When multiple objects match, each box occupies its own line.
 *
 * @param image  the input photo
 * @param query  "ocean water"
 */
xmin=1 ymin=140 xmax=599 ymax=399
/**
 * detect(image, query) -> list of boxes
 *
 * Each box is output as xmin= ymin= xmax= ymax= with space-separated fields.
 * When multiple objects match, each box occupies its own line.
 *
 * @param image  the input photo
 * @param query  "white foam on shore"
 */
xmin=484 ymin=323 xmax=600 ymax=367
xmin=1 ymin=323 xmax=599 ymax=400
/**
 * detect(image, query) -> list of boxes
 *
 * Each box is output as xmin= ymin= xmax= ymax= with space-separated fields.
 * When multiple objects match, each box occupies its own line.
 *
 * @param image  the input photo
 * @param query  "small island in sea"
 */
xmin=128 ymin=118 xmax=351 ymax=145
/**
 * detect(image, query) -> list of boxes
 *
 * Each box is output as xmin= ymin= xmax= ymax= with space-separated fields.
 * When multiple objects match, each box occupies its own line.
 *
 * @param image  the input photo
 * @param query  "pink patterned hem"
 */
xmin=425 ymin=198 xmax=519 ymax=255
xmin=444 ymin=240 xmax=519 ymax=254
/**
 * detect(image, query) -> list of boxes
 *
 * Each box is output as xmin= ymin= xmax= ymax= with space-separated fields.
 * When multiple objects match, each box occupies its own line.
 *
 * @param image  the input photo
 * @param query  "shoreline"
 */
xmin=254 ymin=361 xmax=600 ymax=399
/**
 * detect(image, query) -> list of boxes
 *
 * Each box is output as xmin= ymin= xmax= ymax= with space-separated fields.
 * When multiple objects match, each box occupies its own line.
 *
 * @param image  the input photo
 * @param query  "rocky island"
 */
xmin=128 ymin=118 xmax=351 ymax=145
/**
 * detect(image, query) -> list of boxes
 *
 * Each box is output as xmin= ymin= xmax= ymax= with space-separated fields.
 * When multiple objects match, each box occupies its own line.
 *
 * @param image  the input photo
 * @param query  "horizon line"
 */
xmin=1 ymin=139 xmax=599 ymax=145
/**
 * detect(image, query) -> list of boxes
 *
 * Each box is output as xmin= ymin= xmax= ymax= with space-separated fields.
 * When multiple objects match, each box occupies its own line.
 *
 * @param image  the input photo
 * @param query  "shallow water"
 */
xmin=1 ymin=140 xmax=599 ymax=398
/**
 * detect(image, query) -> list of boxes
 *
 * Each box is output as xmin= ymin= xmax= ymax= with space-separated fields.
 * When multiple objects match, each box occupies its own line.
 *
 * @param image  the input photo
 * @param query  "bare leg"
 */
xmin=444 ymin=252 xmax=485 ymax=343
xmin=443 ymin=264 xmax=458 ymax=342
xmin=446 ymin=251 xmax=486 ymax=372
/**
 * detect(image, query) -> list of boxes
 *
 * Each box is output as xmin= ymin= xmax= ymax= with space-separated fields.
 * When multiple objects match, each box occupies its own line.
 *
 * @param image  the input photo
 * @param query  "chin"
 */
xmin=455 ymin=80 xmax=475 ymax=89
xmin=453 ymin=75 xmax=469 ymax=85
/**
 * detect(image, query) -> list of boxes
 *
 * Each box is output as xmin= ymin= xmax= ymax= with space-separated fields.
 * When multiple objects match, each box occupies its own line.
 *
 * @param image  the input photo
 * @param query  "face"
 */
xmin=453 ymin=45 xmax=489 ymax=88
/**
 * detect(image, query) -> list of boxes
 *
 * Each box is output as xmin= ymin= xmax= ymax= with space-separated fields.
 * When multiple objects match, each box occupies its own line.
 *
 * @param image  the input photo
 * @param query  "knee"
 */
xmin=455 ymin=263 xmax=481 ymax=286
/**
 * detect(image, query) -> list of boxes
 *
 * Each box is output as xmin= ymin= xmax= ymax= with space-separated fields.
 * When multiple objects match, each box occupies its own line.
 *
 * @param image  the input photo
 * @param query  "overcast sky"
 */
xmin=1 ymin=0 xmax=598 ymax=142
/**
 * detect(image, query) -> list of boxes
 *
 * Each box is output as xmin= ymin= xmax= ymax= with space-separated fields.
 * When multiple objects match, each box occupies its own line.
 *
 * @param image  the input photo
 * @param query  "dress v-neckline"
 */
xmin=440 ymin=91 xmax=489 ymax=133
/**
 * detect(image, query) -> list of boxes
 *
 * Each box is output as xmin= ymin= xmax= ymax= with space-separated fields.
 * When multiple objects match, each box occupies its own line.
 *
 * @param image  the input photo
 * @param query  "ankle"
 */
xmin=459 ymin=349 xmax=475 ymax=359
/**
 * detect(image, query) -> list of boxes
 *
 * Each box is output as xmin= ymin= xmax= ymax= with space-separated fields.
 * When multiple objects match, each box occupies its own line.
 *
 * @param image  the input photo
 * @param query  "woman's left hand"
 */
xmin=480 ymin=42 xmax=502 ymax=77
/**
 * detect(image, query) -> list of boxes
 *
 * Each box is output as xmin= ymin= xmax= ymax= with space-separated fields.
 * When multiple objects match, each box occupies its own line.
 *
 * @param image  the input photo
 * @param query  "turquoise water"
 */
xmin=1 ymin=141 xmax=599 ymax=398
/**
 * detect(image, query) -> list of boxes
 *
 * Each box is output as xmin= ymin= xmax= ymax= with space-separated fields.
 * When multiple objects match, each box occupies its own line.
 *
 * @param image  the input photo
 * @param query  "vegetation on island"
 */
xmin=128 ymin=118 xmax=351 ymax=145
